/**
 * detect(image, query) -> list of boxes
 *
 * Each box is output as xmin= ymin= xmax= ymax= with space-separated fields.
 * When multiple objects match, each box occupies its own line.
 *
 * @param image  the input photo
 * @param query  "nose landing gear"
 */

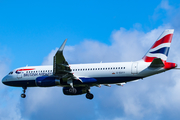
xmin=21 ymin=86 xmax=27 ymax=98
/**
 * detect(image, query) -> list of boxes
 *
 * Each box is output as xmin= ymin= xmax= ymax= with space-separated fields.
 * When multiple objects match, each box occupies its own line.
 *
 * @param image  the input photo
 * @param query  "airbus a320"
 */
xmin=2 ymin=29 xmax=178 ymax=100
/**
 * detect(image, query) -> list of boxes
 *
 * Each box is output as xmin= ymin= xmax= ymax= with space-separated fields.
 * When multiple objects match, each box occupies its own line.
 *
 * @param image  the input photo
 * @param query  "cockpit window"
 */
xmin=9 ymin=71 xmax=13 ymax=75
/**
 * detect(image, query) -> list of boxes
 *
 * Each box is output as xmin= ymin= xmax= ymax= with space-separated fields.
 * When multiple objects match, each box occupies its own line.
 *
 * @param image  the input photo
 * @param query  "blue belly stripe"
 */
xmin=3 ymin=77 xmax=142 ymax=87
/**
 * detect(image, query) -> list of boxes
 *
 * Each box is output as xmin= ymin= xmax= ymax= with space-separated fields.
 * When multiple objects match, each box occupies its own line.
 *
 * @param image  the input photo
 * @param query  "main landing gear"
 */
xmin=21 ymin=86 xmax=27 ymax=98
xmin=68 ymin=80 xmax=94 ymax=100
xmin=68 ymin=86 xmax=94 ymax=100
xmin=86 ymin=88 xmax=94 ymax=100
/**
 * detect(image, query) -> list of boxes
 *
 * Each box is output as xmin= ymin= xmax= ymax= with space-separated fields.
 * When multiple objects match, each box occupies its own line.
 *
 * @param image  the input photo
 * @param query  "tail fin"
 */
xmin=143 ymin=29 xmax=174 ymax=62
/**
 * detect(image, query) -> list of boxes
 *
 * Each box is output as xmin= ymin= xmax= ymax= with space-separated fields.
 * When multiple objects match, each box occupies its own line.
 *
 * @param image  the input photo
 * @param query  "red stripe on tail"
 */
xmin=151 ymin=34 xmax=173 ymax=49
xmin=143 ymin=56 xmax=157 ymax=62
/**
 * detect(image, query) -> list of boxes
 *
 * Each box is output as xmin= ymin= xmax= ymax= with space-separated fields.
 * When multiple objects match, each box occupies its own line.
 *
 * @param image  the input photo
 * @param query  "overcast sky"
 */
xmin=1 ymin=0 xmax=180 ymax=120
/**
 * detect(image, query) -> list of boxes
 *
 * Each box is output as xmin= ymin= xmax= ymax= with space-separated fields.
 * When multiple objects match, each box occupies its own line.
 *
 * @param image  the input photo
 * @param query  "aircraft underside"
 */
xmin=3 ymin=76 xmax=142 ymax=87
xmin=3 ymin=76 xmax=142 ymax=99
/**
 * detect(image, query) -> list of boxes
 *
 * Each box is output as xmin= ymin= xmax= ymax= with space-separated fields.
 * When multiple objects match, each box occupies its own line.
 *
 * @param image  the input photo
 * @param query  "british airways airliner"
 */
xmin=2 ymin=29 xmax=177 ymax=99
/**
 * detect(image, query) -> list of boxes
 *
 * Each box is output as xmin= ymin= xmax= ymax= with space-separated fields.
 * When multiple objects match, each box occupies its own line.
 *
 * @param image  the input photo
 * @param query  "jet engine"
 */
xmin=35 ymin=76 xmax=60 ymax=87
xmin=63 ymin=87 xmax=87 ymax=95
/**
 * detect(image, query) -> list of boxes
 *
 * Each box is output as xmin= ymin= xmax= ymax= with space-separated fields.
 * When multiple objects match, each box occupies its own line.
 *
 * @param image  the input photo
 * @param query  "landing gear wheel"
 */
xmin=21 ymin=86 xmax=27 ymax=98
xmin=86 ymin=93 xmax=94 ymax=100
xmin=21 ymin=93 xmax=26 ymax=98
xmin=69 ymin=87 xmax=77 ymax=94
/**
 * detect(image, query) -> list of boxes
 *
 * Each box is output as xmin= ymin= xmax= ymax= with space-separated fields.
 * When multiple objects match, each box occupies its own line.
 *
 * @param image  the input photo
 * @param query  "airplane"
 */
xmin=2 ymin=29 xmax=178 ymax=100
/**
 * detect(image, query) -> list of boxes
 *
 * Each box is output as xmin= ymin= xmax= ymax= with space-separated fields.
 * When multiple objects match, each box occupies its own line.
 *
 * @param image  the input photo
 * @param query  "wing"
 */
xmin=53 ymin=39 xmax=71 ymax=75
xmin=53 ymin=39 xmax=82 ymax=86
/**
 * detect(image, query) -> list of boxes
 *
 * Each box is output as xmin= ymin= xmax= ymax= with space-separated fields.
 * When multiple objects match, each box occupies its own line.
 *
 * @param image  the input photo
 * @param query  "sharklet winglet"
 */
xmin=59 ymin=39 xmax=68 ymax=52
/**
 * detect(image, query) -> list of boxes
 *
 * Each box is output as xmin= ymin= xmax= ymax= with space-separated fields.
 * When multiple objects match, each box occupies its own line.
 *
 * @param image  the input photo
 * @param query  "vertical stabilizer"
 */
xmin=143 ymin=29 xmax=174 ymax=62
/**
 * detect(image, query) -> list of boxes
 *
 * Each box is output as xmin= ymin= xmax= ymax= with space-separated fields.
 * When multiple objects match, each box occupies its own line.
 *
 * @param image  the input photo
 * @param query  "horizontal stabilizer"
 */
xmin=149 ymin=58 xmax=164 ymax=68
xmin=174 ymin=68 xmax=180 ymax=69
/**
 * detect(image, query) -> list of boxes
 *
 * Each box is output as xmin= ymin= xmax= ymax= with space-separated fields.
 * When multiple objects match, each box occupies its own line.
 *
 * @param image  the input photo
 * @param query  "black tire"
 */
xmin=86 ymin=93 xmax=94 ymax=100
xmin=21 ymin=94 xmax=26 ymax=98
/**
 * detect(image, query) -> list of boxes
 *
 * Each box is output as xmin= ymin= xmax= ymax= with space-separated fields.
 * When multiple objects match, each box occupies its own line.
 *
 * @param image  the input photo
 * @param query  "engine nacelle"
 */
xmin=35 ymin=76 xmax=60 ymax=87
xmin=63 ymin=87 xmax=87 ymax=95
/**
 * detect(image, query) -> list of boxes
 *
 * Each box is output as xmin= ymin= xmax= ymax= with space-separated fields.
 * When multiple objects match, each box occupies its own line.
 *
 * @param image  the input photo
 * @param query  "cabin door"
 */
xmin=131 ymin=62 xmax=138 ymax=74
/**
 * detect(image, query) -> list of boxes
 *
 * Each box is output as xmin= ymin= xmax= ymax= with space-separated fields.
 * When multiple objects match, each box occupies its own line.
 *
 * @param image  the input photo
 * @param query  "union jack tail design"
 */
xmin=143 ymin=29 xmax=174 ymax=62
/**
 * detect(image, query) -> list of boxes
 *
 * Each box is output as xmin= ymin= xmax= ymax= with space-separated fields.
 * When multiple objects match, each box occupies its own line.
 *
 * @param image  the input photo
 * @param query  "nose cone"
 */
xmin=2 ymin=76 xmax=8 ymax=85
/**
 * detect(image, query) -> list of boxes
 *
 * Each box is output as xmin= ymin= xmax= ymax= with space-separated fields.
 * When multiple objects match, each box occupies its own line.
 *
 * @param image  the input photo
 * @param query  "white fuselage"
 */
xmin=2 ymin=60 xmax=167 ymax=87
